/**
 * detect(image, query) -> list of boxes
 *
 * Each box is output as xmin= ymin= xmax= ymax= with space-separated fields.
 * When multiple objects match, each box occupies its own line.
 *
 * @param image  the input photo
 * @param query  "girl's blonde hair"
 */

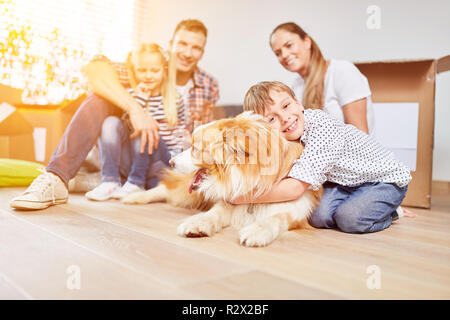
xmin=243 ymin=81 xmax=297 ymax=115
xmin=271 ymin=22 xmax=327 ymax=110
xmin=126 ymin=43 xmax=178 ymax=127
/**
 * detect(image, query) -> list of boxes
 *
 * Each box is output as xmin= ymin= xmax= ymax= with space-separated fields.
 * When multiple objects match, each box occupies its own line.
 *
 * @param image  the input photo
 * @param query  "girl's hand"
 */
xmin=135 ymin=82 xmax=152 ymax=98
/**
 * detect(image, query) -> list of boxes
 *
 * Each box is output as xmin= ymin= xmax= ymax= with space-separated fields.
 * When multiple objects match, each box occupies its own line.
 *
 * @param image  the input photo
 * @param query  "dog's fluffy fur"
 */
xmin=123 ymin=112 xmax=322 ymax=247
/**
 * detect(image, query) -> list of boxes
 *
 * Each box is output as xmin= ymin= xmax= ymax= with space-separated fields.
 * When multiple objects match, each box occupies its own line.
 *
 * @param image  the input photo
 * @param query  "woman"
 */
xmin=270 ymin=22 xmax=373 ymax=135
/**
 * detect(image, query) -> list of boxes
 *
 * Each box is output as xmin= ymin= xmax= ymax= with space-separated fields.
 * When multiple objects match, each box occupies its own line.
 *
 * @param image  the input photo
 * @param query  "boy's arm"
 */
xmin=228 ymin=178 xmax=310 ymax=205
xmin=82 ymin=60 xmax=160 ymax=154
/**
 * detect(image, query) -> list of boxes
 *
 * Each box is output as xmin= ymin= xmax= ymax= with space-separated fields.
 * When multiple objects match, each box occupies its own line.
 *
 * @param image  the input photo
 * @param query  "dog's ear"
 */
xmin=236 ymin=111 xmax=264 ymax=122
xmin=221 ymin=122 xmax=263 ymax=166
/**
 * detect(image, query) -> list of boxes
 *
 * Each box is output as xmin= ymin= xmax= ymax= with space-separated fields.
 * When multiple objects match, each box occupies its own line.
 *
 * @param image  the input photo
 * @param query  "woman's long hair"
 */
xmin=271 ymin=22 xmax=327 ymax=110
xmin=126 ymin=43 xmax=178 ymax=127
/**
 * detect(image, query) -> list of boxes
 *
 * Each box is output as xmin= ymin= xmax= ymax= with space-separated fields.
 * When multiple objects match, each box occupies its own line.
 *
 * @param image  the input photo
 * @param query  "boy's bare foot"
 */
xmin=402 ymin=207 xmax=417 ymax=218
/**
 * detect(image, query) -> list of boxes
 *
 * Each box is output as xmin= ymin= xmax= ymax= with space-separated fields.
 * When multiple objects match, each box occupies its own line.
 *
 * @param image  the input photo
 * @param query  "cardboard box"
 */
xmin=17 ymin=94 xmax=86 ymax=164
xmin=0 ymin=83 xmax=23 ymax=106
xmin=0 ymin=103 xmax=35 ymax=161
xmin=356 ymin=55 xmax=450 ymax=208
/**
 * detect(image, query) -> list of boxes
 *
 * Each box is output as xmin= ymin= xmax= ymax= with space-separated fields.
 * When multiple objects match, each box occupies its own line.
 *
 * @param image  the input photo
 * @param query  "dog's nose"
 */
xmin=169 ymin=158 xmax=174 ymax=167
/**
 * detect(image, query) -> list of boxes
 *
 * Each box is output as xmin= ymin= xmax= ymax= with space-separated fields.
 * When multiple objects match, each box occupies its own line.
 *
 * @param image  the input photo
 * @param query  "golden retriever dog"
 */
xmin=123 ymin=112 xmax=322 ymax=247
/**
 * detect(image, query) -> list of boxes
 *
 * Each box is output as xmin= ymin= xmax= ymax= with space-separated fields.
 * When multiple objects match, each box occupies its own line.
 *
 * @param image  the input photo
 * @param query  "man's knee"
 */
xmin=81 ymin=93 xmax=121 ymax=116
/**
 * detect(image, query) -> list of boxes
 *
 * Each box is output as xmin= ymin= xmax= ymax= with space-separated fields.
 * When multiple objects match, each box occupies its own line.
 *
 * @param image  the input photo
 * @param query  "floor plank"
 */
xmin=1 ymin=187 xmax=450 ymax=299
xmin=0 ymin=208 xmax=194 ymax=299
xmin=0 ymin=271 xmax=32 ymax=300
xmin=3 ymin=205 xmax=250 ymax=289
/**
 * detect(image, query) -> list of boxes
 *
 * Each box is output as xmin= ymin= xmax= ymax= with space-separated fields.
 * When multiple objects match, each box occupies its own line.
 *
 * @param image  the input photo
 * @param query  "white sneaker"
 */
xmin=85 ymin=182 xmax=121 ymax=201
xmin=10 ymin=170 xmax=68 ymax=210
xmin=111 ymin=181 xmax=143 ymax=200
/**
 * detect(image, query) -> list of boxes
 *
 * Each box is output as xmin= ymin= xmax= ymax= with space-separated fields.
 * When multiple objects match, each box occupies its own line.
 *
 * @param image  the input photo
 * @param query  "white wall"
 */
xmin=142 ymin=0 xmax=450 ymax=181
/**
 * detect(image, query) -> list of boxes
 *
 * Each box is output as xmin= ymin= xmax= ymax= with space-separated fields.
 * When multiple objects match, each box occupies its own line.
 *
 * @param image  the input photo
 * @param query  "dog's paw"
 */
xmin=177 ymin=213 xmax=221 ymax=238
xmin=121 ymin=191 xmax=151 ymax=204
xmin=239 ymin=223 xmax=278 ymax=247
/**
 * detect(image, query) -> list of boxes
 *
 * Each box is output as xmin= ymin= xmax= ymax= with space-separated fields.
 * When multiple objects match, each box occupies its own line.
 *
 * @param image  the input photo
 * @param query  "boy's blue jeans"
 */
xmin=98 ymin=116 xmax=171 ymax=190
xmin=309 ymin=182 xmax=408 ymax=234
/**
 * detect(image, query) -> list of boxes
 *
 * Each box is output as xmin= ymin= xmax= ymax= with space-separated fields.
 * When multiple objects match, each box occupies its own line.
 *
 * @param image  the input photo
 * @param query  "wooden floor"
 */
xmin=0 ymin=187 xmax=449 ymax=300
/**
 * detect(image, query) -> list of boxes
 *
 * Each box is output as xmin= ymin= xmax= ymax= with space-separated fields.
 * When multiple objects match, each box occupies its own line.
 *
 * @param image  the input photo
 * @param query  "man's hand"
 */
xmin=128 ymin=107 xmax=160 ymax=154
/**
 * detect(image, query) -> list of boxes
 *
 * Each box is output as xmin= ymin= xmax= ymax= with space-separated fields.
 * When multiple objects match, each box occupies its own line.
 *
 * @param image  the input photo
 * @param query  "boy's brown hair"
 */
xmin=244 ymin=81 xmax=297 ymax=115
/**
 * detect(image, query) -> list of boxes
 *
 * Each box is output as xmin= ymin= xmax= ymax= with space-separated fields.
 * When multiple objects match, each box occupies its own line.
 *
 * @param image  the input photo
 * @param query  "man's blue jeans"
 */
xmin=46 ymin=94 xmax=123 ymax=184
xmin=309 ymin=182 xmax=408 ymax=234
xmin=99 ymin=116 xmax=171 ymax=189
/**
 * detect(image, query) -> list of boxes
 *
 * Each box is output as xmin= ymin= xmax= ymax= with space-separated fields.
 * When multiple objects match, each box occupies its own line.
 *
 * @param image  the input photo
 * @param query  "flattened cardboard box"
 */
xmin=356 ymin=55 xmax=450 ymax=208
xmin=0 ymin=103 xmax=35 ymax=161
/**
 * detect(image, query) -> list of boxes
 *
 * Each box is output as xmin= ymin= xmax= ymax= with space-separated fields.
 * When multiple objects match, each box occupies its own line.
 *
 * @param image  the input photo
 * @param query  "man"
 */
xmin=10 ymin=19 xmax=219 ymax=210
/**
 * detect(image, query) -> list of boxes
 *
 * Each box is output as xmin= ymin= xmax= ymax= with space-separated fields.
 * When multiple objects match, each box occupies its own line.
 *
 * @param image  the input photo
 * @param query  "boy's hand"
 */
xmin=227 ymin=193 xmax=254 ymax=205
xmin=226 ymin=178 xmax=310 ymax=205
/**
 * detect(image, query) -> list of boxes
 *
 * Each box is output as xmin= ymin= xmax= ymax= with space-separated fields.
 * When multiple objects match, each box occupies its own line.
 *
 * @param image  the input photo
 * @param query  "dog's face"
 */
xmin=188 ymin=111 xmax=299 ymax=201
xmin=170 ymin=121 xmax=218 ymax=175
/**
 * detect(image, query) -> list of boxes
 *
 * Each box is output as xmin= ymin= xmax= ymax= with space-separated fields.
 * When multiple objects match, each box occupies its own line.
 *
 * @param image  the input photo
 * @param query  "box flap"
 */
xmin=0 ymin=103 xmax=34 ymax=135
xmin=437 ymin=55 xmax=450 ymax=74
xmin=355 ymin=60 xmax=435 ymax=208
xmin=0 ymin=83 xmax=23 ymax=105
xmin=355 ymin=58 xmax=435 ymax=65
xmin=59 ymin=93 xmax=86 ymax=114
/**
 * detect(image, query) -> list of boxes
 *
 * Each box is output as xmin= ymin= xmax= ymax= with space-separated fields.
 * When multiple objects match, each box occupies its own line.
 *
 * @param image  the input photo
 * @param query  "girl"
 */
xmin=235 ymin=81 xmax=412 ymax=234
xmin=270 ymin=22 xmax=373 ymax=135
xmin=86 ymin=43 xmax=186 ymax=201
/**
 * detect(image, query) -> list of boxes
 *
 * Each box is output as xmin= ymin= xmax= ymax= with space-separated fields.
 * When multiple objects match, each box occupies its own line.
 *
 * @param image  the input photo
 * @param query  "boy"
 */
xmin=232 ymin=81 xmax=412 ymax=234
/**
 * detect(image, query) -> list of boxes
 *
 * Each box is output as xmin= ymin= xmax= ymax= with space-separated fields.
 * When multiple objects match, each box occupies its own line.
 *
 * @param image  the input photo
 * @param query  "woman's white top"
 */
xmin=292 ymin=59 xmax=375 ymax=135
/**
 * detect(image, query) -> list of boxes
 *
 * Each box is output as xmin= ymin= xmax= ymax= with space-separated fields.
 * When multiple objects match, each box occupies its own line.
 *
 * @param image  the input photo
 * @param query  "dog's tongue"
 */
xmin=188 ymin=168 xmax=207 ymax=194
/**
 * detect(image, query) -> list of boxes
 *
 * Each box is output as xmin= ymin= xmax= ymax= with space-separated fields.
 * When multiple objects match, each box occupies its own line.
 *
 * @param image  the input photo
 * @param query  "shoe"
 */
xmin=68 ymin=171 xmax=102 ymax=193
xmin=10 ymin=170 xmax=68 ymax=210
xmin=85 ymin=182 xmax=121 ymax=201
xmin=111 ymin=181 xmax=143 ymax=200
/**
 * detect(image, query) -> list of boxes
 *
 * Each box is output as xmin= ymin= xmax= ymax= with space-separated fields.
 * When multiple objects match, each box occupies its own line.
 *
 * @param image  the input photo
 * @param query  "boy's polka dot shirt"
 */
xmin=288 ymin=109 xmax=412 ymax=190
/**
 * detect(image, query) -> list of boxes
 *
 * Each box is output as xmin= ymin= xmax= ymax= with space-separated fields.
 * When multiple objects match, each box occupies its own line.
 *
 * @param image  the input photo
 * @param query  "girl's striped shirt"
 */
xmin=127 ymin=89 xmax=186 ymax=156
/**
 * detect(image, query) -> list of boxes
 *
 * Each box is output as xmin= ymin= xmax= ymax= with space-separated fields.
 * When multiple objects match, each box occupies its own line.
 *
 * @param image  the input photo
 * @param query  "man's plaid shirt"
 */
xmin=91 ymin=55 xmax=219 ymax=133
